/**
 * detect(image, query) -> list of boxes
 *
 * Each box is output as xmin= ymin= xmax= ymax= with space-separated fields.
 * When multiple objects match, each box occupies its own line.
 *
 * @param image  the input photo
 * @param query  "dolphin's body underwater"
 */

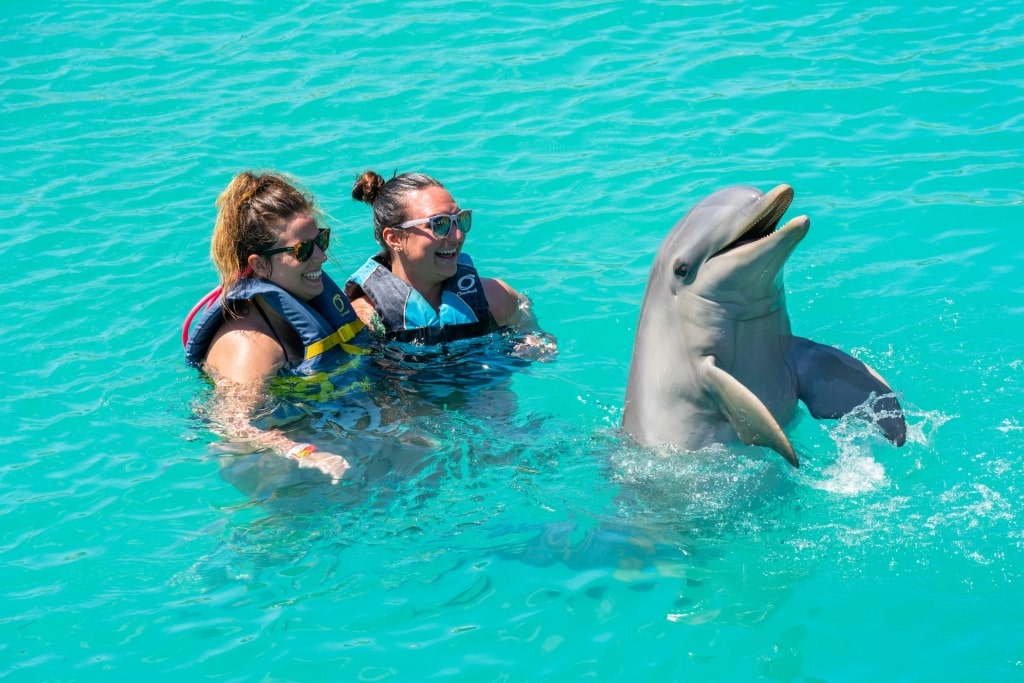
xmin=622 ymin=184 xmax=906 ymax=467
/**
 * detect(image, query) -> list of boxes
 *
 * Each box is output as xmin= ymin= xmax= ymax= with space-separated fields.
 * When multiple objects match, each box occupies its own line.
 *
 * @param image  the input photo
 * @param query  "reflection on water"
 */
xmin=365 ymin=332 xmax=531 ymax=423
xmin=188 ymin=326 xmax=980 ymax=641
xmin=202 ymin=396 xmax=830 ymax=628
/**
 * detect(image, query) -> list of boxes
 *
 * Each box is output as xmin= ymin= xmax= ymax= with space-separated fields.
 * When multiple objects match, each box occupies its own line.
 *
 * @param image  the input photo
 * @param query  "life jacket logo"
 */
xmin=457 ymin=274 xmax=478 ymax=293
xmin=333 ymin=294 xmax=349 ymax=315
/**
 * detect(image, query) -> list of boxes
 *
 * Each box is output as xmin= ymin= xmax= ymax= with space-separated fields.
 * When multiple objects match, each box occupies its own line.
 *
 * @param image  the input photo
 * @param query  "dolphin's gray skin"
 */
xmin=622 ymin=184 xmax=906 ymax=467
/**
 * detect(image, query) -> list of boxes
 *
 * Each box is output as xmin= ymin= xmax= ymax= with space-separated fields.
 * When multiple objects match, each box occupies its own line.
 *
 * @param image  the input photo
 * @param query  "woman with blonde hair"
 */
xmin=184 ymin=170 xmax=368 ymax=481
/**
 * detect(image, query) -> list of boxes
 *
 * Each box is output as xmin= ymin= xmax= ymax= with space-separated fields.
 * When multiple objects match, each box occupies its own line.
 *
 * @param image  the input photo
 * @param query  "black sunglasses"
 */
xmin=259 ymin=228 xmax=330 ymax=262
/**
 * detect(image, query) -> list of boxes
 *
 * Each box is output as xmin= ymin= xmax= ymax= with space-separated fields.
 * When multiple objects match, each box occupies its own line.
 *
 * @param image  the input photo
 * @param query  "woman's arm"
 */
xmin=350 ymin=295 xmax=377 ymax=326
xmin=482 ymin=277 xmax=536 ymax=329
xmin=482 ymin=277 xmax=557 ymax=359
xmin=204 ymin=321 xmax=351 ymax=482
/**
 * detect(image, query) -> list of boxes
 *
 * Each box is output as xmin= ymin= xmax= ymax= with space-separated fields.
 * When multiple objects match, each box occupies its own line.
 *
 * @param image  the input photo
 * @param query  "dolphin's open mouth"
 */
xmin=710 ymin=191 xmax=794 ymax=259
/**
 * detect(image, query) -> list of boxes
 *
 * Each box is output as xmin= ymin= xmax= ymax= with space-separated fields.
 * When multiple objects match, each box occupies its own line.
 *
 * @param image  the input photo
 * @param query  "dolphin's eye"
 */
xmin=673 ymin=262 xmax=689 ymax=280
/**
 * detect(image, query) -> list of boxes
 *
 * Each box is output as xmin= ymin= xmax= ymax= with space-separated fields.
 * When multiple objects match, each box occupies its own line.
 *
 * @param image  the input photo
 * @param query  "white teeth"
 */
xmin=303 ymin=270 xmax=322 ymax=280
xmin=437 ymin=249 xmax=456 ymax=257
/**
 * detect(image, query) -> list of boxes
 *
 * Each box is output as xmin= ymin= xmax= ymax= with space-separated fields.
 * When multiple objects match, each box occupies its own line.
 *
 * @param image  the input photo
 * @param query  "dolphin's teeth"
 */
xmin=715 ymin=194 xmax=791 ymax=256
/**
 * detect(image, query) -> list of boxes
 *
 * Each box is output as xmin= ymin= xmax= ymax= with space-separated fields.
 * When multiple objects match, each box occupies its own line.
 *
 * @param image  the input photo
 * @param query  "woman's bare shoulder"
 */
xmin=204 ymin=312 xmax=285 ymax=384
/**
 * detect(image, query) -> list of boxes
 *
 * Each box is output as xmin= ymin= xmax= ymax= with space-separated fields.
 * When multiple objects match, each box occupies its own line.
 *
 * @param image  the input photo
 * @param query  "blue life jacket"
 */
xmin=345 ymin=252 xmax=500 ymax=345
xmin=185 ymin=273 xmax=369 ymax=376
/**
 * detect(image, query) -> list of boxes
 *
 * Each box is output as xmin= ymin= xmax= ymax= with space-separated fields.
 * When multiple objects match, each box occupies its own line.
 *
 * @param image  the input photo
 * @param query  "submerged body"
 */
xmin=622 ymin=184 xmax=905 ymax=467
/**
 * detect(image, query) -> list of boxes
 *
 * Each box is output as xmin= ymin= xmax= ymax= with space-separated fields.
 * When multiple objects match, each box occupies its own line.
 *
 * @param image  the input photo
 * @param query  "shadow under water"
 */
xmin=206 ymin=331 xmax=548 ymax=493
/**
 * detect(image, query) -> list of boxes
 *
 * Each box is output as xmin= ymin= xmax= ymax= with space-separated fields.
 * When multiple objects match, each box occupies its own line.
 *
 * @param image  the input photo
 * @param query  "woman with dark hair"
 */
xmin=346 ymin=170 xmax=554 ymax=352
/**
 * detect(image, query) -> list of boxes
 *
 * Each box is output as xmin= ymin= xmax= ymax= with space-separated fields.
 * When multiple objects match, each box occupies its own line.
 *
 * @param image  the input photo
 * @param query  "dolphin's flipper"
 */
xmin=700 ymin=356 xmax=800 ymax=467
xmin=788 ymin=336 xmax=906 ymax=446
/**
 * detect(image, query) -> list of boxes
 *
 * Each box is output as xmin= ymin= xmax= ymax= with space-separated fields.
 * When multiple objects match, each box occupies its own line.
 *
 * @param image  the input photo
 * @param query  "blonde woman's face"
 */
xmin=251 ymin=211 xmax=328 ymax=301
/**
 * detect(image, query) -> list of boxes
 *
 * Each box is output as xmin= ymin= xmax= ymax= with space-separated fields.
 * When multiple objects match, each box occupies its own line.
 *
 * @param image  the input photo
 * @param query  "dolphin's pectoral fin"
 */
xmin=699 ymin=356 xmax=799 ymax=468
xmin=788 ymin=337 xmax=907 ymax=446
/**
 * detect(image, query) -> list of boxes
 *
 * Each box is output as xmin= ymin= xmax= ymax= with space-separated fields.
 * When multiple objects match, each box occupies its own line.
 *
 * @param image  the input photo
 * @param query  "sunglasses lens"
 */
xmin=457 ymin=210 xmax=472 ymax=234
xmin=295 ymin=229 xmax=329 ymax=262
xmin=430 ymin=215 xmax=453 ymax=237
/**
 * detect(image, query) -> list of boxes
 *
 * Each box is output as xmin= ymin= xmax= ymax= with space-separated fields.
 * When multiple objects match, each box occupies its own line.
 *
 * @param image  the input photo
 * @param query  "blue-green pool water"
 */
xmin=3 ymin=1 xmax=1023 ymax=680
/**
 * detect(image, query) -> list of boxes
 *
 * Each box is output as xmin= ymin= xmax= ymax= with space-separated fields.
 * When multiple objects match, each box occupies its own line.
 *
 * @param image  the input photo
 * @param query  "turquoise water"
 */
xmin=3 ymin=0 xmax=1023 ymax=679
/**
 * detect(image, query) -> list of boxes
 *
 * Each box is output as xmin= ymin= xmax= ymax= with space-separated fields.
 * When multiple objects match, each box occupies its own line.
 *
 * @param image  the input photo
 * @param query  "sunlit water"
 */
xmin=3 ymin=0 xmax=1023 ymax=680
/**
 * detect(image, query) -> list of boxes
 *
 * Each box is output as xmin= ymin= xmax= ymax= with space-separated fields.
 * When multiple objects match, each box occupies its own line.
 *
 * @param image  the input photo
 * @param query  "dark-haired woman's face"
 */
xmin=389 ymin=186 xmax=466 ymax=289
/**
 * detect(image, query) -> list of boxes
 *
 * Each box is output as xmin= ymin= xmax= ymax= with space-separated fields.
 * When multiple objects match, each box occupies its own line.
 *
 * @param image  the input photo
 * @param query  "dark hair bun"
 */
xmin=351 ymin=170 xmax=386 ymax=205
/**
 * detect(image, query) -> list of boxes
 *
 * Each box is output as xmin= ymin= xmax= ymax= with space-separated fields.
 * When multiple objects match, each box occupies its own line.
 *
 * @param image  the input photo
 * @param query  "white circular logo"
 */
xmin=458 ymin=274 xmax=477 ymax=292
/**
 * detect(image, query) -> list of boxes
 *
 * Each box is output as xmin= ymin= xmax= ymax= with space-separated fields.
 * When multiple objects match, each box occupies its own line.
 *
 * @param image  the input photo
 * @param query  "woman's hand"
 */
xmin=298 ymin=450 xmax=351 ymax=484
xmin=512 ymin=331 xmax=558 ymax=361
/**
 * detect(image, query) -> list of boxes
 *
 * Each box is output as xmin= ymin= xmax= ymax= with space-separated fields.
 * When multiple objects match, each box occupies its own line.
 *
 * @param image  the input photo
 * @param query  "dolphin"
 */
xmin=622 ymin=184 xmax=906 ymax=467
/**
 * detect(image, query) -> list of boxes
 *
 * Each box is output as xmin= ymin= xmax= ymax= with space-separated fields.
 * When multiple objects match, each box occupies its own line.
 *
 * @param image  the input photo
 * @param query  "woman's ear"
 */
xmin=382 ymin=227 xmax=405 ymax=254
xmin=248 ymin=253 xmax=271 ymax=279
